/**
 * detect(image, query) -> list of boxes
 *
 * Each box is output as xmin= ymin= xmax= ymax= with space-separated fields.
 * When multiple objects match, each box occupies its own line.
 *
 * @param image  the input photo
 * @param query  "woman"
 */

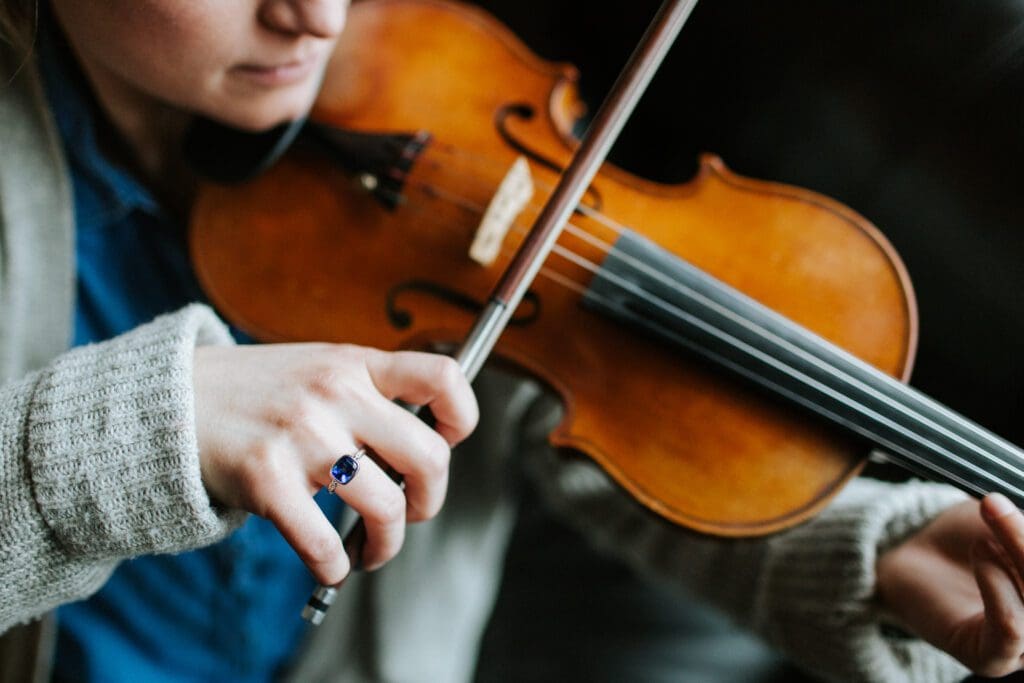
xmin=1 ymin=1 xmax=1023 ymax=681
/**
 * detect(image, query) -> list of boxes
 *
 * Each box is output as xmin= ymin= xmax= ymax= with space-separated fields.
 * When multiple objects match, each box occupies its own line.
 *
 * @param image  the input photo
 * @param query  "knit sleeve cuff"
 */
xmin=25 ymin=304 xmax=247 ymax=560
xmin=753 ymin=477 xmax=971 ymax=682
xmin=527 ymin=419 xmax=974 ymax=683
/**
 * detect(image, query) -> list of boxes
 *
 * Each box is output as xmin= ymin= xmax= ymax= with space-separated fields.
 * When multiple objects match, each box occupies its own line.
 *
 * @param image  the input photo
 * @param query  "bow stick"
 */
xmin=303 ymin=0 xmax=701 ymax=625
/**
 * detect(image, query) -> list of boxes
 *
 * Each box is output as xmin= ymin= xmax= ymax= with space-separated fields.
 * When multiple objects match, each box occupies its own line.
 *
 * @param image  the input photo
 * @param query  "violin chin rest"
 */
xmin=183 ymin=116 xmax=306 ymax=184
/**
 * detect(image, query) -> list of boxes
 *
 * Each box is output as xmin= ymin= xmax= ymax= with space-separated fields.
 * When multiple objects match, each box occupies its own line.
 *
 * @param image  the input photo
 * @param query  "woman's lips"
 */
xmin=233 ymin=54 xmax=320 ymax=87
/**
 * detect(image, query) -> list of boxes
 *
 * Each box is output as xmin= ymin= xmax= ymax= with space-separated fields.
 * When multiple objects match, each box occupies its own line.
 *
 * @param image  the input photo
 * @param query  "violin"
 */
xmin=188 ymin=0 xmax=1024 ymax=538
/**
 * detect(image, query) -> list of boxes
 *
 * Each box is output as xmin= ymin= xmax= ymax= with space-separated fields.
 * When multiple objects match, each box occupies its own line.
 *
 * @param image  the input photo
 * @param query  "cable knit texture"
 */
xmin=0 ymin=306 xmax=246 ymax=632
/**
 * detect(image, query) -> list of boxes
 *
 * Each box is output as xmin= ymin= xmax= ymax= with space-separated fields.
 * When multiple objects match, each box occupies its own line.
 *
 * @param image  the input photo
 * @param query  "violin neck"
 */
xmin=584 ymin=229 xmax=1024 ymax=504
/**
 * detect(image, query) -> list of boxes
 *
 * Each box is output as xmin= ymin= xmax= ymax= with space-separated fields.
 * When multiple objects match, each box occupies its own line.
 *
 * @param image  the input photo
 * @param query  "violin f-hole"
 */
xmin=494 ymin=103 xmax=604 ymax=213
xmin=386 ymin=279 xmax=540 ymax=330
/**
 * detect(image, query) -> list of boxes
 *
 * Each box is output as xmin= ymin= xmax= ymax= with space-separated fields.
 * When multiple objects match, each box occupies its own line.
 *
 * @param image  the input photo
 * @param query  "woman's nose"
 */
xmin=260 ymin=0 xmax=348 ymax=39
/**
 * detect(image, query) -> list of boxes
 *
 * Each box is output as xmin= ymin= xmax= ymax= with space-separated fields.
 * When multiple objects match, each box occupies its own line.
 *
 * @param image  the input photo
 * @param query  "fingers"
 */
xmin=194 ymin=343 xmax=479 ymax=581
xmin=972 ymin=493 xmax=1024 ymax=676
xmin=972 ymin=538 xmax=1024 ymax=676
xmin=261 ymin=475 xmax=350 ymax=586
xmin=364 ymin=350 xmax=478 ymax=446
xmin=349 ymin=396 xmax=450 ymax=522
xmin=350 ymin=350 xmax=476 ymax=522
xmin=324 ymin=451 xmax=407 ymax=570
xmin=326 ymin=350 xmax=474 ymax=563
xmin=983 ymin=494 xmax=1024 ymax=571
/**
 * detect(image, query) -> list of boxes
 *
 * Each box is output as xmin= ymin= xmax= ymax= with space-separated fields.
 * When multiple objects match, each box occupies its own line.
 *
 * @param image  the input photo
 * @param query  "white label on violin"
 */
xmin=470 ymin=156 xmax=533 ymax=266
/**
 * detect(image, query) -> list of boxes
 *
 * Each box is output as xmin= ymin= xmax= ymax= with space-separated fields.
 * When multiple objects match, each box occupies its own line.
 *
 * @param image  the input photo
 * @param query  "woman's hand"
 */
xmin=876 ymin=493 xmax=1024 ymax=677
xmin=191 ymin=343 xmax=478 ymax=587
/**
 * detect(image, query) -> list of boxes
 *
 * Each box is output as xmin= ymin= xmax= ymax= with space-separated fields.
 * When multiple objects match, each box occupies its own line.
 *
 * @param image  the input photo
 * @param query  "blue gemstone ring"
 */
xmin=327 ymin=448 xmax=366 ymax=493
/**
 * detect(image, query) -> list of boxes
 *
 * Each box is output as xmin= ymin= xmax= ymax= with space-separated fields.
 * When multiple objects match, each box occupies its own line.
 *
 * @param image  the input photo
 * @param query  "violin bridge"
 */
xmin=469 ymin=156 xmax=533 ymax=266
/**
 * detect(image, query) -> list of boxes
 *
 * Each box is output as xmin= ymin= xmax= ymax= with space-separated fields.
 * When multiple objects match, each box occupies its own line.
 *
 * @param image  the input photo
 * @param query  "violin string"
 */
xmin=573 ymin=251 xmax=1024 ymax=492
xmin=417 ymin=179 xmax=488 ymax=216
xmin=376 ymin=142 xmax=631 ymax=278
xmin=394 ymin=146 xmax=626 ymax=267
xmin=525 ymin=207 xmax=1024 ymax=490
xmin=408 ymin=144 xmax=597 ymax=250
xmin=367 ymin=144 xmax=621 ymax=277
xmin=392 ymin=154 xmax=718 ymax=327
xmin=414 ymin=145 xmax=735 ymax=322
xmin=399 ymin=176 xmax=610 ymax=285
xmin=368 ymin=152 xmax=1024 ymax=489
xmin=359 ymin=173 xmax=591 ymax=297
xmin=526 ymin=186 xmax=1024 ymax=484
xmin=360 ymin=142 xmax=1022 ymax=469
xmin=429 ymin=140 xmax=630 ymax=237
xmin=395 ymin=153 xmax=874 ymax=393
xmin=388 ymin=153 xmax=956 ymax=433
xmin=381 ymin=187 xmax=1024 ymax=496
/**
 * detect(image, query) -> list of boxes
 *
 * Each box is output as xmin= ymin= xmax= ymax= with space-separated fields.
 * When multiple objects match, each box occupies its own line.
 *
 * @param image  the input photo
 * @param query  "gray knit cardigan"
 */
xmin=0 ymin=42 xmax=973 ymax=683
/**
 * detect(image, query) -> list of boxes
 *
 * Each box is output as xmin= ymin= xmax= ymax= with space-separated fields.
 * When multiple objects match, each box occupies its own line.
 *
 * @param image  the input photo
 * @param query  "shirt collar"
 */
xmin=37 ymin=16 xmax=162 ymax=225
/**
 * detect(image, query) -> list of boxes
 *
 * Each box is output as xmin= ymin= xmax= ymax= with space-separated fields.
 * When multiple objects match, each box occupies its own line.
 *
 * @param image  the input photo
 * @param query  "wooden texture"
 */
xmin=191 ymin=0 xmax=917 ymax=536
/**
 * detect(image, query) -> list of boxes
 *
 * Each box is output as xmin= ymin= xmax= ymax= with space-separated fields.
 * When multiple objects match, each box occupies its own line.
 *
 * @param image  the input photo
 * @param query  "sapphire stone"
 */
xmin=331 ymin=455 xmax=359 ymax=485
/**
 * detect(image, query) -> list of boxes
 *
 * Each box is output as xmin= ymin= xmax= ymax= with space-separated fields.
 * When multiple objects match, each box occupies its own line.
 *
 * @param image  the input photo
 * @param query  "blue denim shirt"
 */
xmin=39 ymin=24 xmax=342 ymax=683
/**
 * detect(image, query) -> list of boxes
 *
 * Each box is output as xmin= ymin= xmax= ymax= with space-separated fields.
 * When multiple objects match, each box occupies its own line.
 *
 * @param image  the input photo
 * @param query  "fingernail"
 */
xmin=986 ymin=492 xmax=1017 ymax=518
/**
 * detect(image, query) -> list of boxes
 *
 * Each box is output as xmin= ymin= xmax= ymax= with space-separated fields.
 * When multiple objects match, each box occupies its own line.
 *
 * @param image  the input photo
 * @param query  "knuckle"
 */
xmin=237 ymin=443 xmax=284 ymax=502
xmin=381 ymin=535 xmax=405 ymax=565
xmin=371 ymin=486 xmax=407 ymax=528
xmin=368 ymin=534 xmax=405 ymax=571
xmin=978 ymin=657 xmax=1017 ymax=679
xmin=305 ymin=530 xmax=343 ymax=569
xmin=408 ymin=430 xmax=450 ymax=480
xmin=311 ymin=542 xmax=350 ymax=586
xmin=433 ymin=354 xmax=460 ymax=380
xmin=995 ymin=613 xmax=1024 ymax=647
xmin=408 ymin=436 xmax=449 ymax=521
xmin=464 ymin=398 xmax=480 ymax=434
xmin=415 ymin=477 xmax=448 ymax=521
xmin=423 ymin=435 xmax=451 ymax=480
xmin=1007 ymin=520 xmax=1024 ymax=548
xmin=383 ymin=489 xmax=408 ymax=527
xmin=430 ymin=356 xmax=478 ymax=438
xmin=304 ymin=363 xmax=344 ymax=400
xmin=269 ymin=395 xmax=319 ymax=433
xmin=431 ymin=355 xmax=463 ymax=393
xmin=304 ymin=348 xmax=358 ymax=395
xmin=304 ymin=351 xmax=374 ymax=404
xmin=401 ymin=436 xmax=446 ymax=489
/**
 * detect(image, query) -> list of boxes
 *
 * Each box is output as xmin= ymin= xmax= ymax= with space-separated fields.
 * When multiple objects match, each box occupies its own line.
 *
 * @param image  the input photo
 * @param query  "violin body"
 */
xmin=191 ymin=0 xmax=917 ymax=535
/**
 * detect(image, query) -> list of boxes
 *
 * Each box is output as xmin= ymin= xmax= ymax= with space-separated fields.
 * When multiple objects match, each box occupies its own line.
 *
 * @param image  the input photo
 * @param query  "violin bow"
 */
xmin=303 ymin=0 xmax=701 ymax=625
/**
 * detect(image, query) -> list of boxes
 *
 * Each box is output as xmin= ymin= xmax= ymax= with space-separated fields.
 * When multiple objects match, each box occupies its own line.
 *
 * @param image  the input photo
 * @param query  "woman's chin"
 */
xmin=204 ymin=81 xmax=320 ymax=132
xmin=213 ymin=99 xmax=315 ymax=132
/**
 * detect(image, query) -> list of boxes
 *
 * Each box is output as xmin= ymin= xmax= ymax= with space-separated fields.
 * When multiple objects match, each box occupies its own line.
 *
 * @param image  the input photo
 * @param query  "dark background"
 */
xmin=470 ymin=0 xmax=1024 ymax=444
xmin=462 ymin=1 xmax=1024 ymax=681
